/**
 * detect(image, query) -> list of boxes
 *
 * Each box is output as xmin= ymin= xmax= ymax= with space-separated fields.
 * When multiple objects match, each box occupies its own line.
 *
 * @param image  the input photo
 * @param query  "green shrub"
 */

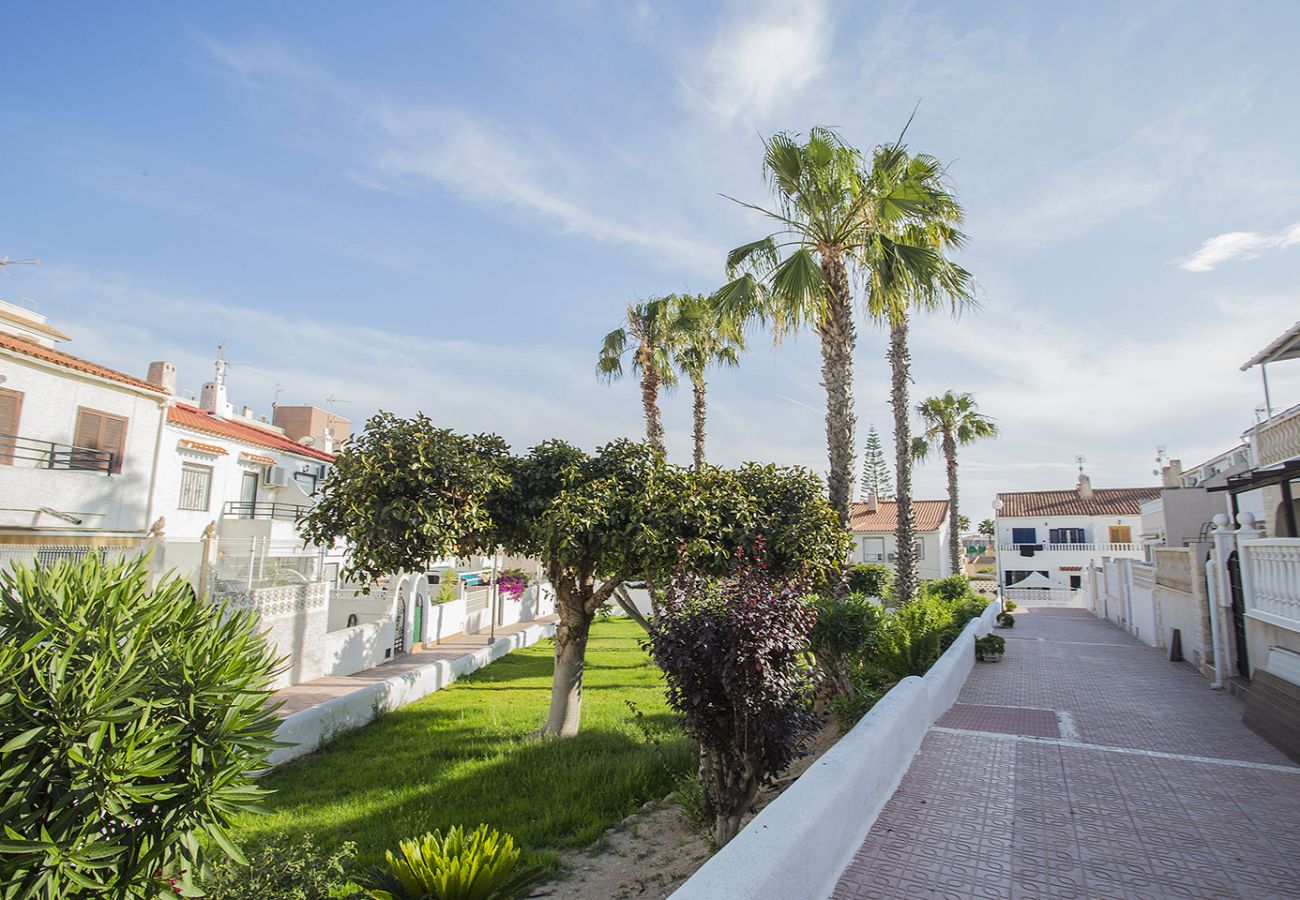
xmin=975 ymin=634 xmax=1006 ymax=660
xmin=200 ymin=834 xmax=360 ymax=900
xmin=873 ymin=593 xmax=957 ymax=679
xmin=996 ymin=611 xmax=1016 ymax=628
xmin=925 ymin=573 xmax=972 ymax=603
xmin=0 ymin=555 xmax=282 ymax=898
xmin=845 ymin=563 xmax=893 ymax=598
xmin=828 ymin=671 xmax=886 ymax=732
xmin=810 ymin=595 xmax=883 ymax=694
xmin=1003 ymin=599 xmax=1018 ymax=611
xmin=357 ymin=825 xmax=546 ymax=900
xmin=435 ymin=570 xmax=459 ymax=604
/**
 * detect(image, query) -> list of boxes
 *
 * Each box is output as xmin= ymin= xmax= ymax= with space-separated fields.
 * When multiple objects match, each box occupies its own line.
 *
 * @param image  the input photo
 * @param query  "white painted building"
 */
xmin=848 ymin=495 xmax=952 ymax=582
xmin=994 ymin=473 xmax=1160 ymax=598
xmin=0 ymin=300 xmax=169 ymax=560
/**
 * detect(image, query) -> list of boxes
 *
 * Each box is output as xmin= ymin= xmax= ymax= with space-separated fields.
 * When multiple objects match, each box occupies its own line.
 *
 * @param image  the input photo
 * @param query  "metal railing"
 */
xmin=222 ymin=501 xmax=310 ymax=521
xmin=0 ymin=544 xmax=137 ymax=572
xmin=999 ymin=542 xmax=1140 ymax=553
xmin=0 ymin=433 xmax=113 ymax=474
xmin=211 ymin=537 xmax=324 ymax=591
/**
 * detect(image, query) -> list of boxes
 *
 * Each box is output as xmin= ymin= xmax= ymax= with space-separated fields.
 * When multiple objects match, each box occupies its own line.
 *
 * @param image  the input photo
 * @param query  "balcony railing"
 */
xmin=222 ymin=501 xmax=309 ymax=521
xmin=1252 ymin=403 xmax=1300 ymax=468
xmin=0 ymin=433 xmax=113 ymax=474
xmin=999 ymin=542 xmax=1140 ymax=553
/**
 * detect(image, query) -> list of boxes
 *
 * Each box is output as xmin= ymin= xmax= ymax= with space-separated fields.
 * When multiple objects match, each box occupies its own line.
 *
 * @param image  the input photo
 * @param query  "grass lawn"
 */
xmin=233 ymin=618 xmax=694 ymax=870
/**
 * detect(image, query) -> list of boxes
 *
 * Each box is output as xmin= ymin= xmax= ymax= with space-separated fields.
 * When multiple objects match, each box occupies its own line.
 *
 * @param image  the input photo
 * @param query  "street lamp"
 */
xmin=991 ymin=499 xmax=1005 ymax=598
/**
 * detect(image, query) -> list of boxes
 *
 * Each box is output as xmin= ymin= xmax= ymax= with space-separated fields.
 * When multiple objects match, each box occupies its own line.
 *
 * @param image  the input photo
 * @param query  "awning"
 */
xmin=1241 ymin=320 xmax=1300 ymax=370
xmin=1208 ymin=458 xmax=1300 ymax=494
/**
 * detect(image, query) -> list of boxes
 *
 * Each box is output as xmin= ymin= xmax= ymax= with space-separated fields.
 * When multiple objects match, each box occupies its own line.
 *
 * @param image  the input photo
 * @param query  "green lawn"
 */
xmin=233 ymin=618 xmax=693 ymax=869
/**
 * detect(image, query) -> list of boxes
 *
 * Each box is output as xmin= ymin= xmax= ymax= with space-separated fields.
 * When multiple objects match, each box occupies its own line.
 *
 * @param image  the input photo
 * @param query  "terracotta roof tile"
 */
xmin=167 ymin=403 xmax=335 ymax=463
xmin=849 ymin=499 xmax=949 ymax=533
xmin=178 ymin=439 xmax=228 ymax=456
xmin=995 ymin=487 xmax=1161 ymax=517
xmin=0 ymin=332 xmax=165 ymax=394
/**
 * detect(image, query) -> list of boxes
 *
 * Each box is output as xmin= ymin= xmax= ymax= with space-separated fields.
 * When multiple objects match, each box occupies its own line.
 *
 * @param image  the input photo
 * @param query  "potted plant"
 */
xmin=996 ymin=611 xmax=1015 ymax=628
xmin=975 ymin=634 xmax=1005 ymax=662
xmin=1003 ymin=599 xmax=1017 ymax=612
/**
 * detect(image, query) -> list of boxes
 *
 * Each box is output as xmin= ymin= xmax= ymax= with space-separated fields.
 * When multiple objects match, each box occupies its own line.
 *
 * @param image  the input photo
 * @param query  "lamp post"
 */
xmin=991 ymin=499 xmax=1005 ymax=601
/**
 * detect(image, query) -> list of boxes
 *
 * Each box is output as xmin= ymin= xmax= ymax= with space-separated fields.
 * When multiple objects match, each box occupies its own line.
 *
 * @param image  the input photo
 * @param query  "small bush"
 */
xmin=495 ymin=567 xmax=530 ymax=601
xmin=435 ymin=571 xmax=459 ymax=604
xmin=357 ymin=825 xmax=546 ymax=900
xmin=646 ymin=552 xmax=816 ymax=847
xmin=925 ymin=574 xmax=972 ymax=603
xmin=1003 ymin=599 xmax=1018 ymax=611
xmin=996 ymin=611 xmax=1016 ymax=628
xmin=200 ymin=834 xmax=359 ymax=900
xmin=873 ymin=593 xmax=957 ymax=679
xmin=0 ymin=555 xmax=282 ymax=898
xmin=809 ymin=595 xmax=883 ymax=695
xmin=846 ymin=563 xmax=894 ymax=598
xmin=975 ymin=634 xmax=1006 ymax=660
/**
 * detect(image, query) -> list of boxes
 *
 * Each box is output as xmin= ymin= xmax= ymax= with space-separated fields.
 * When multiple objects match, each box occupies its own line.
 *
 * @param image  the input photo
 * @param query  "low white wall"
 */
xmin=670 ymin=600 xmax=998 ymax=900
xmin=423 ymin=597 xmax=467 ymax=644
xmin=269 ymin=619 xmax=558 ymax=767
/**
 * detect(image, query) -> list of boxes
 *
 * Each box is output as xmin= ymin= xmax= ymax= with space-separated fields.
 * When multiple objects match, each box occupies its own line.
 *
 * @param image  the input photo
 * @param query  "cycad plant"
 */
xmin=915 ymin=391 xmax=998 ymax=574
xmin=862 ymin=145 xmax=975 ymax=603
xmin=671 ymin=293 xmax=745 ymax=469
xmin=598 ymin=296 xmax=679 ymax=457
xmin=359 ymin=825 xmax=547 ymax=900
xmin=718 ymin=127 xmax=969 ymax=526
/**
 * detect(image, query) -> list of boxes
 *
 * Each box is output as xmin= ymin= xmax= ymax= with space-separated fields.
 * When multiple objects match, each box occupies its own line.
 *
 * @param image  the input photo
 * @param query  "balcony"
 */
xmin=222 ymin=501 xmax=309 ymax=521
xmin=1240 ymin=538 xmax=1300 ymax=633
xmin=999 ymin=542 xmax=1140 ymax=553
xmin=1252 ymin=403 xmax=1300 ymax=468
xmin=0 ymin=433 xmax=113 ymax=474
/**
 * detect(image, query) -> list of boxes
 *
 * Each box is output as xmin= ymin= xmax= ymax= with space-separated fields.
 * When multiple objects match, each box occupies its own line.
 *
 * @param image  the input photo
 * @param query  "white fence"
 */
xmin=1003 ymin=587 xmax=1086 ymax=607
xmin=1240 ymin=538 xmax=1300 ymax=633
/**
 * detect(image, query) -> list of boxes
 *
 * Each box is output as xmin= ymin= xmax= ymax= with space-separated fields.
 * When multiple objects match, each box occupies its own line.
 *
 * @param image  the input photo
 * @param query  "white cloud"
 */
xmin=1179 ymin=222 xmax=1300 ymax=272
xmin=680 ymin=0 xmax=828 ymax=125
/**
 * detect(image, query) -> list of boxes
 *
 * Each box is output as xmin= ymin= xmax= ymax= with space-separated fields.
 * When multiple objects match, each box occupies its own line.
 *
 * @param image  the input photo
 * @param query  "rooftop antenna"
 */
xmin=324 ymin=394 xmax=351 ymax=412
xmin=1075 ymin=454 xmax=1086 ymax=475
xmin=273 ymin=381 xmax=284 ymax=409
xmin=1153 ymin=445 xmax=1168 ymax=477
xmin=0 ymin=256 xmax=40 ymax=276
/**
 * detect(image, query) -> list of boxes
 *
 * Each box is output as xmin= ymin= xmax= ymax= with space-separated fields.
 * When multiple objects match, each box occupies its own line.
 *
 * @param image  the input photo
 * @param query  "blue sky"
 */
xmin=4 ymin=0 xmax=1300 ymax=514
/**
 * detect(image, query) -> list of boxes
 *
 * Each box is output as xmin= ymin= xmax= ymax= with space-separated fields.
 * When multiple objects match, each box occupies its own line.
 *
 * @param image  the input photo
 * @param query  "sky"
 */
xmin=4 ymin=0 xmax=1300 ymax=517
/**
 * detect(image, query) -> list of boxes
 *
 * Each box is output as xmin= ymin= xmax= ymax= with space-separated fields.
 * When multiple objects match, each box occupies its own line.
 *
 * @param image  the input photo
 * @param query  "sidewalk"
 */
xmin=832 ymin=607 xmax=1300 ymax=900
xmin=272 ymin=617 xmax=558 ymax=717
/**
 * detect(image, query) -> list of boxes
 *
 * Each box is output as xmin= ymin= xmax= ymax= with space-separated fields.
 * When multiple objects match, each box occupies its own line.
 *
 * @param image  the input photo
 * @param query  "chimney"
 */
xmin=323 ymin=425 xmax=334 ymax=454
xmin=146 ymin=361 xmax=176 ymax=395
xmin=240 ymin=405 xmax=254 ymax=418
xmin=1077 ymin=472 xmax=1094 ymax=500
xmin=867 ymin=490 xmax=879 ymax=512
xmin=1161 ymin=459 xmax=1183 ymax=489
xmin=199 ymin=349 xmax=232 ymax=417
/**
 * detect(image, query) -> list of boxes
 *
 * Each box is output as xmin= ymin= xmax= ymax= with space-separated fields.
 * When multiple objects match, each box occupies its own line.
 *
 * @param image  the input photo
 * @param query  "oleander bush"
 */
xmin=0 ymin=555 xmax=283 ymax=898
xmin=845 ymin=563 xmax=893 ymax=598
xmin=356 ymin=825 xmax=546 ymax=900
xmin=809 ymin=594 xmax=883 ymax=696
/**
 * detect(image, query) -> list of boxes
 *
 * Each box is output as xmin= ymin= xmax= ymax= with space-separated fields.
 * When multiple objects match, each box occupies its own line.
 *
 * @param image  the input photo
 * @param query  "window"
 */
xmin=73 ymin=407 xmax=128 ymax=474
xmin=178 ymin=464 xmax=213 ymax=511
xmin=1108 ymin=525 xmax=1133 ymax=544
xmin=1049 ymin=528 xmax=1085 ymax=544
xmin=861 ymin=537 xmax=885 ymax=561
xmin=1011 ymin=527 xmax=1037 ymax=544
xmin=0 ymin=388 xmax=22 ymax=465
xmin=1069 ymin=575 xmax=1082 ymax=589
xmin=914 ymin=540 xmax=925 ymax=560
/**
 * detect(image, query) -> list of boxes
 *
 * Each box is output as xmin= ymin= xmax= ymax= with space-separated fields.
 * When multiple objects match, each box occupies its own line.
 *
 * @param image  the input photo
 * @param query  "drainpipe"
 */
xmin=1204 ymin=556 xmax=1226 ymax=690
xmin=142 ymin=398 xmax=168 ymax=535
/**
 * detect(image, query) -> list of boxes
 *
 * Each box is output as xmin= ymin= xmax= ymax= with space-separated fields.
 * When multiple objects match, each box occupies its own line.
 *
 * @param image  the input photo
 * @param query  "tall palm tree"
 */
xmin=598 ymin=296 xmax=679 ymax=456
xmin=863 ymin=145 xmax=976 ymax=603
xmin=717 ymin=128 xmax=958 ymax=525
xmin=915 ymin=391 xmax=998 ymax=575
xmin=670 ymin=294 xmax=745 ymax=469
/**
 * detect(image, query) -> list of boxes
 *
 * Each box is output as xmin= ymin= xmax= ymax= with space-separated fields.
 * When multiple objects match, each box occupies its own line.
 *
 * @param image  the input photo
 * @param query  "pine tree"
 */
xmin=860 ymin=424 xmax=893 ymax=500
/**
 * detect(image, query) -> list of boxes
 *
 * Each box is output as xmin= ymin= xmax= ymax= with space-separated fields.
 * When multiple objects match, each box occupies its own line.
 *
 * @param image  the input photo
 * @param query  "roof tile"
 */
xmin=168 ymin=403 xmax=335 ymax=463
xmin=0 ymin=332 xmax=166 ymax=394
xmin=849 ymin=499 xmax=949 ymax=533
xmin=995 ymin=487 xmax=1161 ymax=517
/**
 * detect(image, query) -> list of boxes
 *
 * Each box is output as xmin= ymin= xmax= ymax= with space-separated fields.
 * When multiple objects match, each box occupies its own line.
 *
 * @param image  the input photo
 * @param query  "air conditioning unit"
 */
xmin=263 ymin=466 xmax=289 ymax=488
xmin=886 ymin=553 xmax=897 ymax=562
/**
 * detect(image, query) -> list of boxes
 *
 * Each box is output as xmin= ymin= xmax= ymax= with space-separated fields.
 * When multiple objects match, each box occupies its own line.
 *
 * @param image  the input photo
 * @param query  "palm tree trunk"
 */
xmin=692 ymin=376 xmax=707 ymax=470
xmin=818 ymin=256 xmax=857 ymax=526
xmin=944 ymin=430 xmax=961 ymax=575
xmin=889 ymin=313 xmax=918 ymax=602
xmin=638 ymin=344 xmax=666 ymax=457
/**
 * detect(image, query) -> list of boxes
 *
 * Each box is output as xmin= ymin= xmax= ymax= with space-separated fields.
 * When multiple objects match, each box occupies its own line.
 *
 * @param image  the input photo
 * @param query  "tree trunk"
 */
xmin=539 ymin=587 xmax=594 ymax=737
xmin=612 ymin=583 xmax=650 ymax=630
xmin=817 ymin=255 xmax=857 ymax=526
xmin=700 ymin=746 xmax=761 ymax=848
xmin=944 ymin=429 xmax=961 ymax=575
xmin=638 ymin=344 xmax=666 ymax=457
xmin=692 ymin=377 xmax=707 ymax=470
xmin=889 ymin=314 xmax=918 ymax=603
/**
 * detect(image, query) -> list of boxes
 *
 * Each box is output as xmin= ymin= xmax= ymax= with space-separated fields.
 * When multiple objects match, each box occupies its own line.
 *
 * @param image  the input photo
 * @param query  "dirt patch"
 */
xmin=536 ymin=723 xmax=842 ymax=899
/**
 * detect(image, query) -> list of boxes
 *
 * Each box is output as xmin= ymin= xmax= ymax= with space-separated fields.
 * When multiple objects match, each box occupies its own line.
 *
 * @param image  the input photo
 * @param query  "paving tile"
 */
xmin=830 ymin=605 xmax=1300 ymax=900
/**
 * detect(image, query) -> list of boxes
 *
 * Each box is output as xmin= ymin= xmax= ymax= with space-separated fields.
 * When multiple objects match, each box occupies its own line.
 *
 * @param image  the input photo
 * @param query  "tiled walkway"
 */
xmin=272 ymin=616 xmax=558 ymax=717
xmin=833 ymin=607 xmax=1300 ymax=900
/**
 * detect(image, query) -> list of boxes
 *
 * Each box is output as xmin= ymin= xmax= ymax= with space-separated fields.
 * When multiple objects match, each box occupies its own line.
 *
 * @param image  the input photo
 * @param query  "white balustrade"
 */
xmin=1240 ymin=538 xmax=1300 ymax=633
xmin=1253 ymin=405 xmax=1300 ymax=468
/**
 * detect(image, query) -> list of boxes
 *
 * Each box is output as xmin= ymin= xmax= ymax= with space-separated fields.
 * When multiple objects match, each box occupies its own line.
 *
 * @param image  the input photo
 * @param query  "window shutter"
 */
xmin=74 ymin=409 xmax=102 ymax=449
xmin=101 ymin=416 xmax=126 ymax=473
xmin=0 ymin=389 xmax=20 ymax=465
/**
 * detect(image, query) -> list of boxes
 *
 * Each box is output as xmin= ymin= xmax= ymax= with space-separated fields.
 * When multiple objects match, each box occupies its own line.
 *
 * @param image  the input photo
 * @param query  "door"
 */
xmin=239 ymin=470 xmax=259 ymax=514
xmin=1226 ymin=550 xmax=1250 ymax=679
xmin=412 ymin=595 xmax=424 ymax=645
xmin=0 ymin=388 xmax=21 ymax=465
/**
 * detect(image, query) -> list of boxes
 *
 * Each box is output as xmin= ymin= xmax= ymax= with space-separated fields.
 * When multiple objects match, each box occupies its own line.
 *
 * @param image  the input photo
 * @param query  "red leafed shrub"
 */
xmin=644 ymin=547 xmax=817 ymax=847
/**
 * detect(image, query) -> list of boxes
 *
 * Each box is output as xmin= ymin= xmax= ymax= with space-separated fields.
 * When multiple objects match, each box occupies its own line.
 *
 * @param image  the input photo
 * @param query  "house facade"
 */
xmin=994 ymin=473 xmax=1159 ymax=598
xmin=848 ymin=495 xmax=952 ymax=583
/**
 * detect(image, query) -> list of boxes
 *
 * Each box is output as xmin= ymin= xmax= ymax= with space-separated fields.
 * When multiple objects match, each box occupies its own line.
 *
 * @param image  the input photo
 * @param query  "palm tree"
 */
xmin=598 ymin=296 xmax=679 ymax=456
xmin=671 ymin=294 xmax=745 ymax=469
xmin=915 ymin=391 xmax=999 ymax=575
xmin=863 ymin=145 xmax=976 ymax=603
xmin=718 ymin=128 xmax=959 ymax=525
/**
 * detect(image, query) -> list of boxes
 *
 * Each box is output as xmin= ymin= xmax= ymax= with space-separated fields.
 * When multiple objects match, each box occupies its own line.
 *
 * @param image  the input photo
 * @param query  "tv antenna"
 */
xmin=1153 ymin=445 xmax=1168 ymax=477
xmin=1075 ymin=454 xmax=1086 ymax=474
xmin=0 ymin=256 xmax=39 ymax=275
xmin=324 ymin=394 xmax=351 ymax=415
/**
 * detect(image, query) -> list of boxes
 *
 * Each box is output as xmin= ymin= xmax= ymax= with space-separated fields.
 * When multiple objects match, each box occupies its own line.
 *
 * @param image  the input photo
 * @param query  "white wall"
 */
xmin=997 ymin=513 xmax=1146 ymax=590
xmin=0 ymin=355 xmax=166 ymax=535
